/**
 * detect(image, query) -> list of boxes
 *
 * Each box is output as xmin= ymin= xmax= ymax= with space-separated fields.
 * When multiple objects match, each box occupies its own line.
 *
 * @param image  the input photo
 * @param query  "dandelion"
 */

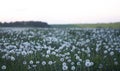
xmin=62 ymin=65 xmax=68 ymax=71
xmin=71 ymin=62 xmax=75 ymax=65
xmin=48 ymin=61 xmax=53 ymax=65
xmin=47 ymin=50 xmax=51 ymax=54
xmin=77 ymin=62 xmax=81 ymax=65
xmin=85 ymin=61 xmax=91 ymax=67
xmin=29 ymin=60 xmax=34 ymax=64
xmin=110 ymin=51 xmax=114 ymax=56
xmin=71 ymin=66 xmax=75 ymax=71
xmin=104 ymin=50 xmax=108 ymax=54
xmin=86 ymin=59 xmax=90 ymax=62
xmin=67 ymin=59 xmax=71 ymax=63
xmin=77 ymin=51 xmax=81 ymax=54
xmin=51 ymin=51 xmax=56 ymax=55
xmin=60 ymin=58 xmax=64 ymax=62
xmin=62 ymin=62 xmax=67 ymax=66
xmin=46 ymin=55 xmax=49 ymax=58
xmin=98 ymin=64 xmax=103 ymax=68
xmin=90 ymin=62 xmax=94 ymax=66
xmin=2 ymin=55 xmax=6 ymax=59
xmin=65 ymin=56 xmax=69 ymax=60
xmin=114 ymin=61 xmax=118 ymax=65
xmin=23 ymin=61 xmax=27 ymax=65
xmin=78 ymin=58 xmax=82 ymax=62
xmin=11 ymin=56 xmax=15 ymax=61
xmin=42 ymin=61 xmax=46 ymax=66
xmin=27 ymin=65 xmax=31 ymax=70
xmin=32 ymin=65 xmax=37 ymax=68
xmin=28 ymin=51 xmax=33 ymax=54
xmin=1 ymin=65 xmax=6 ymax=70
xmin=86 ymin=39 xmax=90 ymax=43
xmin=36 ymin=61 xmax=40 ymax=64
xmin=22 ymin=51 xmax=27 ymax=56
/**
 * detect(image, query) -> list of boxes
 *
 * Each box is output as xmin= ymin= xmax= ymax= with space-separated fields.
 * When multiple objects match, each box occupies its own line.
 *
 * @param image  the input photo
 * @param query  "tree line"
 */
xmin=0 ymin=21 xmax=50 ymax=27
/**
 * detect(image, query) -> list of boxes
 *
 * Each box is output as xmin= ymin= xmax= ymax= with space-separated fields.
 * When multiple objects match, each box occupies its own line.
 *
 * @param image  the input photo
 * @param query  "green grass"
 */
xmin=51 ymin=22 xmax=120 ymax=29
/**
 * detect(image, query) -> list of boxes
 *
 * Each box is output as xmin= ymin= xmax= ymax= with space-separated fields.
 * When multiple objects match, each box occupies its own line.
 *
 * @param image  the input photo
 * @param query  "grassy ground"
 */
xmin=51 ymin=22 xmax=120 ymax=29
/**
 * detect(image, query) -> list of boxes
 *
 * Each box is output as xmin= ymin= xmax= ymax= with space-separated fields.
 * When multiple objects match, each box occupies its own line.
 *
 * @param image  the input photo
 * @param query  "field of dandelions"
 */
xmin=0 ymin=28 xmax=120 ymax=71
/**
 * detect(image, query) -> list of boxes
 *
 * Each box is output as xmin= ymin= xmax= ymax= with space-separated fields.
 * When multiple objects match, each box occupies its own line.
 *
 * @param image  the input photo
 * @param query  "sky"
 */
xmin=0 ymin=0 xmax=120 ymax=24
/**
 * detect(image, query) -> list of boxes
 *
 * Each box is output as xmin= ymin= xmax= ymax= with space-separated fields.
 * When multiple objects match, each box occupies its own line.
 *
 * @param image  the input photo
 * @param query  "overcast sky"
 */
xmin=0 ymin=0 xmax=120 ymax=24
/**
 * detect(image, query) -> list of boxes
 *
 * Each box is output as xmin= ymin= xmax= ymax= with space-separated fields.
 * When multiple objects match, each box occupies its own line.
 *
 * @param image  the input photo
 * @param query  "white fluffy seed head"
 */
xmin=110 ymin=51 xmax=114 ymax=56
xmin=42 ymin=61 xmax=46 ymax=66
xmin=62 ymin=65 xmax=68 ymax=70
xmin=67 ymin=59 xmax=71 ymax=63
xmin=46 ymin=55 xmax=49 ymax=58
xmin=104 ymin=50 xmax=108 ymax=54
xmin=98 ymin=64 xmax=103 ymax=68
xmin=36 ymin=61 xmax=40 ymax=64
xmin=48 ymin=61 xmax=53 ymax=65
xmin=71 ymin=66 xmax=75 ymax=71
xmin=23 ymin=61 xmax=27 ymax=65
xmin=114 ymin=61 xmax=118 ymax=65
xmin=77 ymin=62 xmax=81 ymax=65
xmin=11 ymin=56 xmax=15 ymax=61
xmin=71 ymin=62 xmax=75 ymax=65
xmin=29 ymin=60 xmax=34 ymax=64
xmin=62 ymin=62 xmax=67 ymax=66
xmin=60 ymin=58 xmax=64 ymax=62
xmin=85 ymin=61 xmax=91 ymax=67
xmin=1 ymin=65 xmax=6 ymax=70
xmin=32 ymin=65 xmax=37 ymax=68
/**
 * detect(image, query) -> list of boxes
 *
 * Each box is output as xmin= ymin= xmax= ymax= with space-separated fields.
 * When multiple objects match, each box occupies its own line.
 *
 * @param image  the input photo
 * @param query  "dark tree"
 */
xmin=0 ymin=21 xmax=50 ymax=27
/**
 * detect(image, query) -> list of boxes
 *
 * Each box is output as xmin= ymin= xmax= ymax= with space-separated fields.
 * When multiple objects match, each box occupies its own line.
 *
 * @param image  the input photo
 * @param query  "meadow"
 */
xmin=51 ymin=23 xmax=120 ymax=28
xmin=0 ymin=25 xmax=120 ymax=71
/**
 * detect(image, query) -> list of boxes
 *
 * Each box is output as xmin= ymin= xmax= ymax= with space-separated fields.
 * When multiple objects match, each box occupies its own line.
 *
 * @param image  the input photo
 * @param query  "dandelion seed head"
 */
xmin=42 ymin=61 xmax=46 ymax=66
xmin=1 ymin=65 xmax=6 ymax=70
xmin=71 ymin=66 xmax=75 ymax=71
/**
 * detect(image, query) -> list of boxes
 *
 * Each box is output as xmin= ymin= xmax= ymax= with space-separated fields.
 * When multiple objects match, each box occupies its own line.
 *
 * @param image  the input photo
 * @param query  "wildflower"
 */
xmin=76 ymin=56 xmax=80 ymax=60
xmin=71 ymin=66 xmax=75 ymax=71
xmin=90 ymin=62 xmax=94 ymax=66
xmin=22 ymin=51 xmax=27 ymax=56
xmin=104 ymin=50 xmax=108 ymax=54
xmin=65 ymin=56 xmax=69 ymax=60
xmin=85 ymin=61 xmax=91 ymax=67
xmin=27 ymin=65 xmax=31 ymax=69
xmin=46 ymin=55 xmax=49 ymax=58
xmin=98 ymin=64 xmax=103 ymax=68
xmin=60 ymin=58 xmax=64 ymax=62
xmin=114 ymin=61 xmax=118 ymax=65
xmin=77 ymin=62 xmax=81 ymax=65
xmin=32 ymin=65 xmax=37 ymax=68
xmin=86 ymin=59 xmax=90 ymax=62
xmin=2 ymin=55 xmax=6 ymax=59
xmin=11 ymin=56 xmax=15 ymax=61
xmin=1 ymin=65 xmax=6 ymax=70
xmin=23 ymin=61 xmax=27 ymax=65
xmin=47 ymin=50 xmax=51 ymax=54
xmin=51 ymin=51 xmax=56 ymax=55
xmin=62 ymin=62 xmax=67 ymax=66
xmin=42 ymin=61 xmax=46 ymax=66
xmin=71 ymin=62 xmax=75 ymax=65
xmin=110 ymin=51 xmax=114 ymax=56
xmin=36 ymin=61 xmax=40 ymax=64
xmin=67 ymin=59 xmax=71 ymax=63
xmin=29 ymin=60 xmax=34 ymax=64
xmin=62 ymin=65 xmax=68 ymax=70
xmin=86 ymin=39 xmax=90 ymax=43
xmin=48 ymin=61 xmax=53 ymax=65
